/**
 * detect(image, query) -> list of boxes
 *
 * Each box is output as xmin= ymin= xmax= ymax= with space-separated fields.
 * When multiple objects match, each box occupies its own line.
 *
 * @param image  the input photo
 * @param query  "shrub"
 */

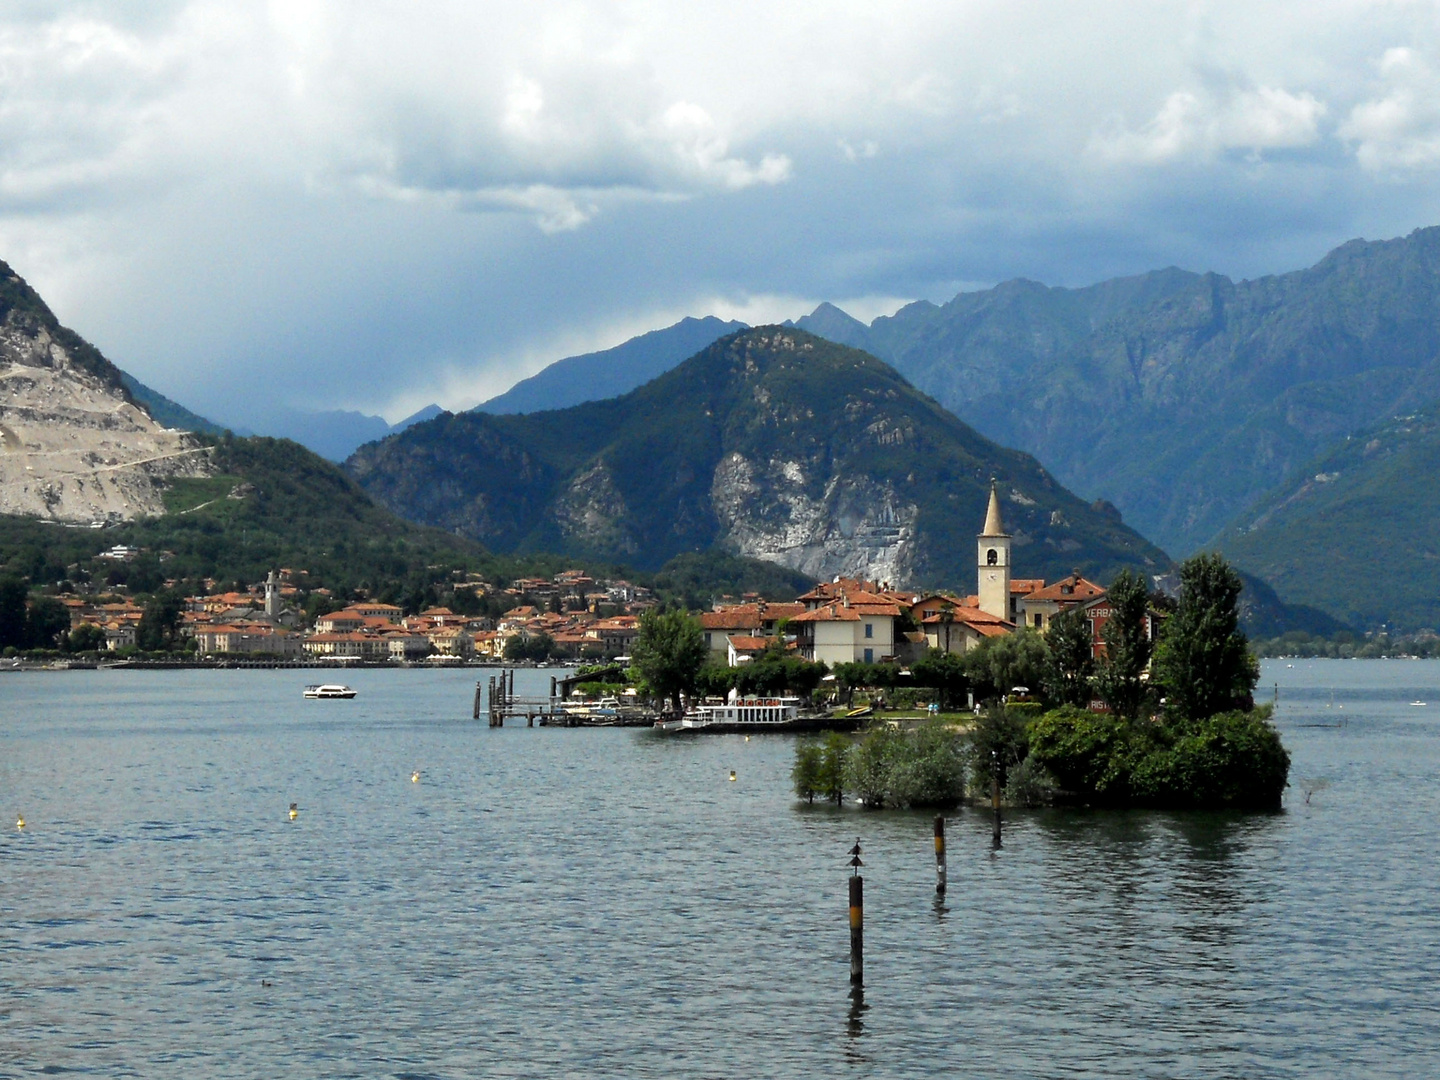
xmin=1029 ymin=705 xmax=1290 ymax=809
xmin=890 ymin=721 xmax=966 ymax=808
xmin=818 ymin=732 xmax=851 ymax=805
xmin=845 ymin=726 xmax=905 ymax=809
xmin=792 ymin=740 xmax=824 ymax=804
xmin=1130 ymin=710 xmax=1290 ymax=809
xmin=1027 ymin=706 xmax=1149 ymax=804
xmin=1004 ymin=756 xmax=1059 ymax=807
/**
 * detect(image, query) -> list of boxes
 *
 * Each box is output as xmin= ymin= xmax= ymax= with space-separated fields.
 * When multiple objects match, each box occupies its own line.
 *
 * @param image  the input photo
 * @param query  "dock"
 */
xmin=473 ymin=668 xmax=658 ymax=727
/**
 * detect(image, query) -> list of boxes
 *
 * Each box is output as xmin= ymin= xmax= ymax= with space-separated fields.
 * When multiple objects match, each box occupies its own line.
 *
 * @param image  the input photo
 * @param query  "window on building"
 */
xmin=987 ymin=549 xmax=998 ymax=565
xmin=1034 ymin=614 xmax=1043 ymax=627
xmin=864 ymin=623 xmax=873 ymax=638
xmin=864 ymin=648 xmax=874 ymax=664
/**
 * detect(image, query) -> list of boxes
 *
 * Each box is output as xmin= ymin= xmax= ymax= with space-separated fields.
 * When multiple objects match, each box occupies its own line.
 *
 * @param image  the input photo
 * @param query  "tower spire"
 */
xmin=981 ymin=478 xmax=1007 ymax=537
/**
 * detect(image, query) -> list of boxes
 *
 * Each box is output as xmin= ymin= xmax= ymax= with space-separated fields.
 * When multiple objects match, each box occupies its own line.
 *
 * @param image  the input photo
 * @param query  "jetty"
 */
xmin=473 ymin=668 xmax=659 ymax=727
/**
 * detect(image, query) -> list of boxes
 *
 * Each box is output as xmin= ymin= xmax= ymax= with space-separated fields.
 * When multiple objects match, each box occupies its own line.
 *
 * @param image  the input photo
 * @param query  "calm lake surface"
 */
xmin=2 ymin=660 xmax=1438 ymax=1078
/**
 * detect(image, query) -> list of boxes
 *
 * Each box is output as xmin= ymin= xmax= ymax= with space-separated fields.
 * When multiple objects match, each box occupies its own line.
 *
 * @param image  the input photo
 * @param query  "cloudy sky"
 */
xmin=4 ymin=1 xmax=1440 ymax=428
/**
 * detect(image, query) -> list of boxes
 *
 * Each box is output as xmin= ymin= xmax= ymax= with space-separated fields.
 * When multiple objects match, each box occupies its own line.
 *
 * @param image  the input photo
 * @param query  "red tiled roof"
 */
xmin=1026 ymin=575 xmax=1106 ymax=603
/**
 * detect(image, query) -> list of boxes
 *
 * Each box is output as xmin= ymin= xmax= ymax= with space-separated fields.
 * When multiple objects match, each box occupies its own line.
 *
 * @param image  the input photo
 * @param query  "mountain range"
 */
xmin=347 ymin=327 xmax=1171 ymax=588
xmin=445 ymin=225 xmax=1440 ymax=629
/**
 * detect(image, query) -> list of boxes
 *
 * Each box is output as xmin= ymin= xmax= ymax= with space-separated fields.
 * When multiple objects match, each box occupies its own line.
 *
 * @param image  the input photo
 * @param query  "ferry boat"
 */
xmin=303 ymin=683 xmax=357 ymax=699
xmin=655 ymin=696 xmax=804 ymax=733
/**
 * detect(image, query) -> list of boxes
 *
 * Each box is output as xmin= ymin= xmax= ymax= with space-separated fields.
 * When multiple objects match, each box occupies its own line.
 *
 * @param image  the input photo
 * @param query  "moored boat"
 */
xmin=654 ymin=696 xmax=854 ymax=734
xmin=303 ymin=683 xmax=357 ymax=699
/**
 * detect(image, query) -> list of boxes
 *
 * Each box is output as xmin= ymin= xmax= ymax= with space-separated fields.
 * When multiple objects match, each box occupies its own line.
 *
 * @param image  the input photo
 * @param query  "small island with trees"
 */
xmin=618 ymin=551 xmax=1288 ymax=811
xmin=784 ymin=554 xmax=1285 ymax=812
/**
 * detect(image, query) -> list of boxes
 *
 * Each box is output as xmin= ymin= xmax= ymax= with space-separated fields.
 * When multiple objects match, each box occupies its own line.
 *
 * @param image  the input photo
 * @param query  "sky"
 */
xmin=5 ymin=1 xmax=1440 ymax=428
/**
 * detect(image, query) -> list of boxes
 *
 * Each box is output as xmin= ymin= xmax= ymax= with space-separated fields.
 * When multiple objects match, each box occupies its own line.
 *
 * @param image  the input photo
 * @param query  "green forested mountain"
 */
xmin=347 ymin=327 xmax=1171 ymax=589
xmin=1219 ymin=404 xmax=1440 ymax=630
xmin=0 ymin=435 xmax=494 ymax=596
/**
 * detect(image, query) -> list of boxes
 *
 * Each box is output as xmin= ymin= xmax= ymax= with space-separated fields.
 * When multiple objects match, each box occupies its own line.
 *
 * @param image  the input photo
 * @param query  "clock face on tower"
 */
xmin=987 ymin=572 xmax=998 ymax=581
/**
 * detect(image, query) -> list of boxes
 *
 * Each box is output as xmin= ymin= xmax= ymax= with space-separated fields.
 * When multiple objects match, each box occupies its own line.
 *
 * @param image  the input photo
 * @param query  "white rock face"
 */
xmin=0 ymin=311 xmax=210 ymax=522
xmin=710 ymin=451 xmax=918 ymax=584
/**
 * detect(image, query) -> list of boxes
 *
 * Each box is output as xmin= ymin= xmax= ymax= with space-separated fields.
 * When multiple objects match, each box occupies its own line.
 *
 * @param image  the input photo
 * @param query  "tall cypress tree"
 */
xmin=0 ymin=577 xmax=26 ymax=649
xmin=1095 ymin=569 xmax=1154 ymax=718
xmin=1153 ymin=553 xmax=1259 ymax=721
xmin=1043 ymin=606 xmax=1096 ymax=706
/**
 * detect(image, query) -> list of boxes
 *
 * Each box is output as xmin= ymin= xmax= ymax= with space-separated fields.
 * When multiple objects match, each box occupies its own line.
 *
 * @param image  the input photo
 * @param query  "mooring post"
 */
xmin=848 ymin=839 xmax=864 ymax=987
xmin=991 ymin=750 xmax=1002 ymax=850
xmin=473 ymin=680 xmax=482 ymax=720
xmin=934 ymin=815 xmax=947 ymax=895
xmin=488 ymin=676 xmax=497 ymax=727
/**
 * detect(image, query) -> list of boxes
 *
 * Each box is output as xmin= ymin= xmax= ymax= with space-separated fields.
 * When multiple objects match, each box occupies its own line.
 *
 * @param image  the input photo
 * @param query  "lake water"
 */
xmin=2 ymin=660 xmax=1438 ymax=1078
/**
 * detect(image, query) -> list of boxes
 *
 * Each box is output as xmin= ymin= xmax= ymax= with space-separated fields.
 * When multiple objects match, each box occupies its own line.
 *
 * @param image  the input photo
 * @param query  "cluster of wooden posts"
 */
xmin=849 ymin=805 xmax=1000 ymax=990
xmin=473 ymin=668 xmax=565 ymax=727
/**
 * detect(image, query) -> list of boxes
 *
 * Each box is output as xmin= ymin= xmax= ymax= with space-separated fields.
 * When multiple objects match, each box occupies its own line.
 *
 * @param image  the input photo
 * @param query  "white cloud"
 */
xmin=3 ymin=1 xmax=1440 ymax=423
xmin=1092 ymin=85 xmax=1327 ymax=164
xmin=1341 ymin=46 xmax=1440 ymax=171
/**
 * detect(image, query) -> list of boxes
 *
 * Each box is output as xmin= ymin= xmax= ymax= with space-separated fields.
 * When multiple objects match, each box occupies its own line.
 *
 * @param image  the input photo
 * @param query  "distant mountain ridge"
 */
xmin=347 ymin=327 xmax=1172 ymax=589
xmin=477 ymin=316 xmax=747 ymax=414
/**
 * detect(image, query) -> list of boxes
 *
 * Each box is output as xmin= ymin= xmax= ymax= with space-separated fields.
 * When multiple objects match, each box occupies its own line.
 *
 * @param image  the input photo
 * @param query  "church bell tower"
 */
xmin=978 ymin=480 xmax=1011 ymax=621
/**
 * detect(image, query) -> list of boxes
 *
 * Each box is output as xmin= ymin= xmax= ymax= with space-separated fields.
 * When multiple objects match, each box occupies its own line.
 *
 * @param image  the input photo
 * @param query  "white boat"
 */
xmin=304 ymin=684 xmax=357 ymax=699
xmin=657 ymin=696 xmax=803 ymax=732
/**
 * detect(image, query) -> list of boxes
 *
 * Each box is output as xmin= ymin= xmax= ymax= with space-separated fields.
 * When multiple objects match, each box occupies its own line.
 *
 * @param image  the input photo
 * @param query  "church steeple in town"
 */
xmin=978 ymin=480 xmax=1012 ymax=621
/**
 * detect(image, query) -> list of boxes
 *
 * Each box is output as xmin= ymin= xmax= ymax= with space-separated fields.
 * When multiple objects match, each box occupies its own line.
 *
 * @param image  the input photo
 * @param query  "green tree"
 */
xmin=24 ymin=597 xmax=70 ymax=650
xmin=631 ymin=608 xmax=708 ymax=714
xmin=0 ymin=577 xmax=25 ymax=649
xmin=967 ymin=704 xmax=1032 ymax=796
xmin=66 ymin=623 xmax=107 ymax=653
xmin=1152 ymin=553 xmax=1260 ymax=722
xmin=891 ymin=720 xmax=966 ymax=808
xmin=136 ymin=591 xmax=185 ymax=652
xmin=845 ymin=726 xmax=903 ymax=809
xmin=1043 ymin=607 xmax=1096 ymax=707
xmin=1095 ymin=569 xmax=1154 ymax=719
xmin=911 ymin=648 xmax=969 ymax=709
xmin=818 ymin=732 xmax=851 ymax=805
xmin=963 ymin=630 xmax=1048 ymax=703
xmin=792 ymin=741 xmax=823 ymax=803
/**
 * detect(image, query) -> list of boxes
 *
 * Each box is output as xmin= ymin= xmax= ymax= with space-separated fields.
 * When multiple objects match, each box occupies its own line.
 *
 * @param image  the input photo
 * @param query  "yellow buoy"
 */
xmin=411 ymin=771 xmax=420 ymax=783
xmin=288 ymin=803 xmax=299 ymax=821
xmin=16 ymin=815 xmax=24 ymax=829
xmin=744 ymin=736 xmax=750 ymax=742
xmin=729 ymin=770 xmax=737 ymax=782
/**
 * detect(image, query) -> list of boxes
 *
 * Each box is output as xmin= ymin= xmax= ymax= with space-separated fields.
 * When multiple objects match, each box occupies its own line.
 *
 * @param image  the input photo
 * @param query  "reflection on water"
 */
xmin=2 ymin=661 xmax=1440 ymax=1078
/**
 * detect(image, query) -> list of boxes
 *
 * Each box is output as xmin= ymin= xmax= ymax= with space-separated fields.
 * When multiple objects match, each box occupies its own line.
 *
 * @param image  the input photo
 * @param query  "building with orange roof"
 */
xmin=790 ymin=592 xmax=902 ymax=665
xmin=1017 ymin=572 xmax=1107 ymax=632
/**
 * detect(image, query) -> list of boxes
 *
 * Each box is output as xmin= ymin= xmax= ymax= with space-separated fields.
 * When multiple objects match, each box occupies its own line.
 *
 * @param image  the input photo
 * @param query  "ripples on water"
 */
xmin=2 ymin=662 xmax=1438 ymax=1078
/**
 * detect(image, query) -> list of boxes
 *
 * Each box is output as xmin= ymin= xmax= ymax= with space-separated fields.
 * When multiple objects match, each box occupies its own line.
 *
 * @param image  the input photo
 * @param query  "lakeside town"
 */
xmin=28 ymin=488 xmax=1140 ymax=669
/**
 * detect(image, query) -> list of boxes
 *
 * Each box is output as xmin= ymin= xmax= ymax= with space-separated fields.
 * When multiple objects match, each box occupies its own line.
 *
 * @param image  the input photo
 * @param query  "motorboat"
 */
xmin=303 ymin=684 xmax=357 ymax=699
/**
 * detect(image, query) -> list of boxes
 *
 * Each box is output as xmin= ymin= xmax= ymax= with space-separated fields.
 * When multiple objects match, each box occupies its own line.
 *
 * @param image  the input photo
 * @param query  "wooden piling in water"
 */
xmin=991 ymin=766 xmax=1003 ymax=850
xmin=934 ymin=815 xmax=947 ymax=895
xmin=849 ymin=875 xmax=864 ymax=986
xmin=473 ymin=681 xmax=482 ymax=720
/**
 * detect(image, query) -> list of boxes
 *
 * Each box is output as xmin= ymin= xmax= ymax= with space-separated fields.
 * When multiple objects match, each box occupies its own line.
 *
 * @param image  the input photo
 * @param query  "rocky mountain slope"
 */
xmin=347 ymin=328 xmax=1171 ymax=588
xmin=1218 ymin=404 xmax=1440 ymax=630
xmin=0 ymin=262 xmax=211 ymax=522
